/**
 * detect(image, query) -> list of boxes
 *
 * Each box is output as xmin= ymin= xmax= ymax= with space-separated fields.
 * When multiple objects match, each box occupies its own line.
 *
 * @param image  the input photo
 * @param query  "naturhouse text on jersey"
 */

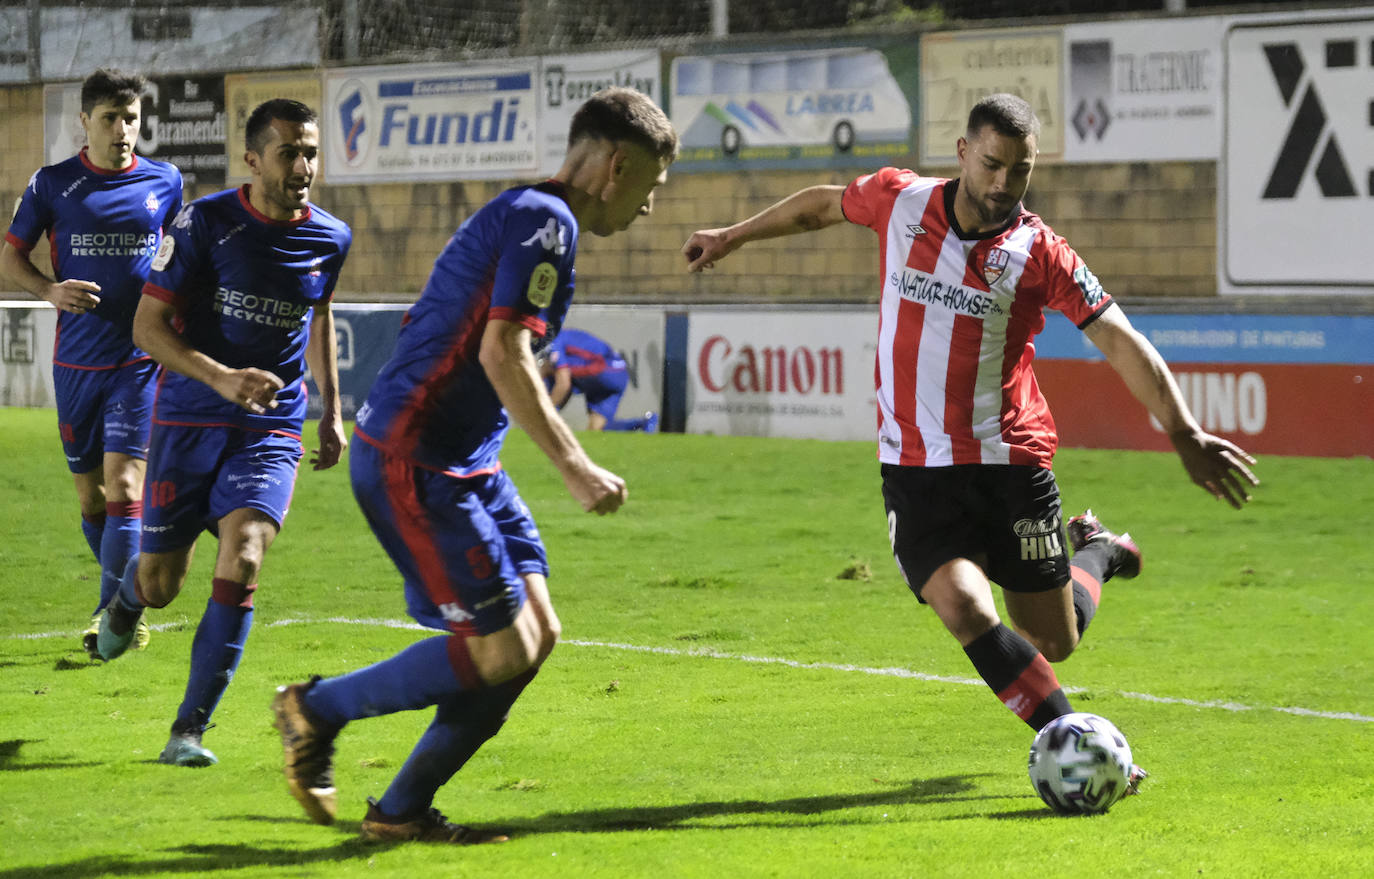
xmin=887 ymin=262 xmax=1106 ymax=316
xmin=888 ymin=267 xmax=1005 ymax=317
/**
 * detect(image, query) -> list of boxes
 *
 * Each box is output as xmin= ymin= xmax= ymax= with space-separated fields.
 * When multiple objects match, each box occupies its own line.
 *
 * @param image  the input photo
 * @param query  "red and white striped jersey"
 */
xmin=843 ymin=167 xmax=1112 ymax=469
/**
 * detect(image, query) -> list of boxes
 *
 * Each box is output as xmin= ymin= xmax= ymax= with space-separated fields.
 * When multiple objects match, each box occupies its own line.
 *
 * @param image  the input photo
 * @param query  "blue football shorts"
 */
xmin=349 ymin=439 xmax=547 ymax=637
xmin=578 ymin=368 xmax=628 ymax=420
xmin=881 ymin=463 xmax=1070 ymax=600
xmin=54 ymin=359 xmax=157 ymax=472
xmin=140 ymin=423 xmax=303 ymax=553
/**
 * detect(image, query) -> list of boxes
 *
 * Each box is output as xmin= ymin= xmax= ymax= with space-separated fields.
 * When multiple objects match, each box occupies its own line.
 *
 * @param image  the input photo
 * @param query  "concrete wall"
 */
xmin=1 ymin=82 xmax=1216 ymax=303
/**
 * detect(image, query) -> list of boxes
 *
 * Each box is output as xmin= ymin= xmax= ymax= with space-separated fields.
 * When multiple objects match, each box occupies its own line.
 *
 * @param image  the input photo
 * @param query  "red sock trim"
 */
xmin=211 ymin=577 xmax=256 ymax=609
xmin=995 ymin=654 xmax=1063 ymax=723
xmin=83 ymin=511 xmax=107 ymax=525
xmin=1071 ymin=565 xmax=1102 ymax=605
xmin=106 ymin=500 xmax=143 ymax=518
xmin=445 ymin=635 xmax=484 ymax=690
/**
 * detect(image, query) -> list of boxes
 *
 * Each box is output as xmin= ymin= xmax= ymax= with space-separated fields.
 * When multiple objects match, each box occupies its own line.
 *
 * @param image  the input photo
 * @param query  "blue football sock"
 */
xmin=376 ymin=669 xmax=535 ymax=818
xmin=604 ymin=414 xmax=652 ymax=431
xmin=175 ymin=594 xmax=253 ymax=732
xmin=305 ymin=635 xmax=468 ymax=728
xmin=81 ymin=512 xmax=106 ymax=566
xmin=98 ymin=502 xmax=142 ymax=612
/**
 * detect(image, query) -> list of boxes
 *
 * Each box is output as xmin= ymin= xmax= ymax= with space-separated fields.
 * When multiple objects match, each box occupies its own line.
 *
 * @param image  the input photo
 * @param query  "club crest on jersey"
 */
xmin=982 ymin=248 xmax=1009 ymax=285
xmin=144 ymin=191 xmax=159 ymax=215
xmin=527 ymin=262 xmax=558 ymax=308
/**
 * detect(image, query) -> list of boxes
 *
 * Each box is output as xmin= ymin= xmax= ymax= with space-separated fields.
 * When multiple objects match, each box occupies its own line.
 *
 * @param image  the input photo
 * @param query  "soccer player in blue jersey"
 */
xmin=95 ymin=99 xmax=351 ymax=769
xmin=270 ymin=87 xmax=677 ymax=843
xmin=540 ymin=327 xmax=658 ymax=432
xmin=1 ymin=69 xmax=183 ymax=658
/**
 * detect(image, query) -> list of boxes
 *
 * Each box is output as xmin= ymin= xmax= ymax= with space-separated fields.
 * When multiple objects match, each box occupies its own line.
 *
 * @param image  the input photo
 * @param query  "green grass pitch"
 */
xmin=1 ymin=406 xmax=1371 ymax=878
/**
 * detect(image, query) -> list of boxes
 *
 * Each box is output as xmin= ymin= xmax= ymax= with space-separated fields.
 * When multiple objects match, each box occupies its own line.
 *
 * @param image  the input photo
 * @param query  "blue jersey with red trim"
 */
xmin=143 ymin=185 xmax=351 ymax=434
xmin=546 ymin=328 xmax=626 ymax=385
xmin=5 ymin=149 xmax=183 ymax=369
xmin=355 ymin=181 xmax=577 ymax=476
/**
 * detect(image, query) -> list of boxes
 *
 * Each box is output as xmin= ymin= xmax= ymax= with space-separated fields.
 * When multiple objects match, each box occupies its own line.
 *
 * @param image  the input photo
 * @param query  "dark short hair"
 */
xmin=568 ymin=87 xmax=679 ymax=162
xmin=967 ymin=93 xmax=1041 ymax=140
xmin=81 ymin=69 xmax=146 ymax=115
xmin=245 ymin=99 xmax=318 ymax=154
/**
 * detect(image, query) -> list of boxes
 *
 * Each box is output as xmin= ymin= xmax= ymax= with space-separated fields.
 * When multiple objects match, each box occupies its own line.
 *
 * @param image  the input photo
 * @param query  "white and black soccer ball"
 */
xmin=1028 ymin=712 xmax=1134 ymax=815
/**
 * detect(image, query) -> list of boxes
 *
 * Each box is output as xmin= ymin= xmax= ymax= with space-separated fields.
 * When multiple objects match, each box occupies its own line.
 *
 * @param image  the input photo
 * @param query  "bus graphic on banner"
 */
xmin=671 ymin=48 xmax=913 ymax=170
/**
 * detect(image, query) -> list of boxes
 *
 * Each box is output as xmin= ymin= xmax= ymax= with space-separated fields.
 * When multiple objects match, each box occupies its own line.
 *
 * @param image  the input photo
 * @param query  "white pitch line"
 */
xmin=10 ymin=615 xmax=1374 ymax=724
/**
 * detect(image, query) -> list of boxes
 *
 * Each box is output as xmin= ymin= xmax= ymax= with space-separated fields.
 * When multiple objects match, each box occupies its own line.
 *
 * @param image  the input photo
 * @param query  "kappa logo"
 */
xmin=521 ymin=217 xmax=568 ymax=255
xmin=438 ymin=602 xmax=474 ymax=624
xmin=982 ymin=247 xmax=1010 ymax=285
xmin=172 ymin=203 xmax=194 ymax=229
xmin=1260 ymin=39 xmax=1367 ymax=199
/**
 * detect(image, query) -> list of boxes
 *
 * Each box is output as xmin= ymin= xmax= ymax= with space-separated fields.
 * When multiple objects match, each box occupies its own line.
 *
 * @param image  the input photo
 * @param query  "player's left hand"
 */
xmin=682 ymin=228 xmax=736 ymax=272
xmin=1169 ymin=429 xmax=1259 ymax=509
xmin=311 ymin=416 xmax=346 ymax=470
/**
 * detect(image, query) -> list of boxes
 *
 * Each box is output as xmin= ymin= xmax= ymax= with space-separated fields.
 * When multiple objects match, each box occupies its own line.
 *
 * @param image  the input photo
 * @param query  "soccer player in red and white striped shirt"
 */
xmin=683 ymin=94 xmax=1258 ymax=777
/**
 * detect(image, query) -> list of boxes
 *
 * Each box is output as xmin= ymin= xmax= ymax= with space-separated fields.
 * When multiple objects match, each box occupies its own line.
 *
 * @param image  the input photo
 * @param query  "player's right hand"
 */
xmin=564 ymin=461 xmax=628 ymax=516
xmin=217 ymin=367 xmax=284 ymax=414
xmin=47 ymin=279 xmax=101 ymax=314
xmin=1169 ymin=428 xmax=1259 ymax=509
xmin=682 ymin=228 xmax=735 ymax=272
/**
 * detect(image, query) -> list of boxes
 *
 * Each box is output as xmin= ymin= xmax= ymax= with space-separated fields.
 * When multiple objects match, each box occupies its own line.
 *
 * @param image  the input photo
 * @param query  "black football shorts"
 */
xmin=880 ymin=463 xmax=1070 ymax=601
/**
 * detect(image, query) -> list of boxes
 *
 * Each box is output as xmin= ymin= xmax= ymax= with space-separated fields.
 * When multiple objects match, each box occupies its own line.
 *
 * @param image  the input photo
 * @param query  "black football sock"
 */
xmin=963 ymin=623 xmax=1072 ymax=731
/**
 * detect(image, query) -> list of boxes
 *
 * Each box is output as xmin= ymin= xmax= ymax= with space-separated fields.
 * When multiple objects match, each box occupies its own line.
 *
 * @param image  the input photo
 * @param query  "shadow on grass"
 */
xmin=0 ymin=841 xmax=382 ymax=879
xmin=0 ymin=738 xmax=102 ymax=772
xmin=501 ymin=774 xmax=997 ymax=834
xmin=0 ymin=776 xmax=1001 ymax=876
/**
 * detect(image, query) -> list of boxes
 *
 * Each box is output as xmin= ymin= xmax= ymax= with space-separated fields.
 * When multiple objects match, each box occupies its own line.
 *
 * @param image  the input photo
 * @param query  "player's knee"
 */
xmin=1028 ymin=633 xmax=1077 ymax=663
xmin=104 ymin=463 xmax=143 ymax=503
xmin=537 ymin=613 xmax=561 ymax=663
xmin=220 ymin=535 xmax=270 ymax=581
xmin=136 ymin=566 xmax=180 ymax=608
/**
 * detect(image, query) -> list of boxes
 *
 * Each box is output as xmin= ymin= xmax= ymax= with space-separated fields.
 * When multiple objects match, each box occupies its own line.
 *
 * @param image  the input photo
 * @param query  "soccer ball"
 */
xmin=1028 ymin=712 xmax=1134 ymax=815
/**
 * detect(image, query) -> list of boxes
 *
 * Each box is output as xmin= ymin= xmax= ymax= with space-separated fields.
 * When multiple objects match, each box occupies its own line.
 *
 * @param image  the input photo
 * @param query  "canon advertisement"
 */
xmin=686 ymin=310 xmax=878 ymax=442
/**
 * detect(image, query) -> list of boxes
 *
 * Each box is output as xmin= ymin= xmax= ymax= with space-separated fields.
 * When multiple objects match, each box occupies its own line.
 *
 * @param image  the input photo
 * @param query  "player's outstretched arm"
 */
xmin=0 ymin=241 xmax=101 ymax=314
xmin=133 ymin=293 xmax=283 ymax=414
xmin=480 ymin=318 xmax=627 ymax=515
xmin=305 ymin=302 xmax=346 ymax=470
xmin=682 ymin=184 xmax=846 ymax=272
xmin=1084 ymin=304 xmax=1259 ymax=508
